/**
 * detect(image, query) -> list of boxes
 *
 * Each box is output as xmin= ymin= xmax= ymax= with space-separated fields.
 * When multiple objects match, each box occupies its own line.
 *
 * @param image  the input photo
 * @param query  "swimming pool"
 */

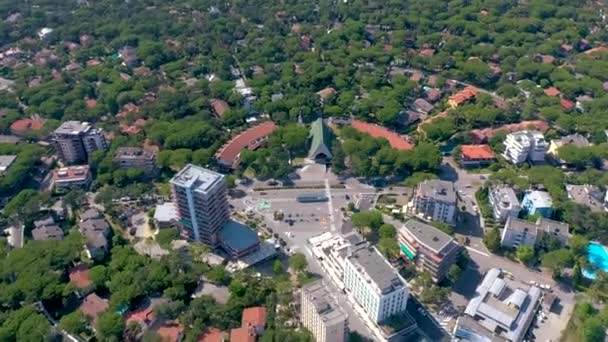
xmin=583 ymin=242 xmax=608 ymax=280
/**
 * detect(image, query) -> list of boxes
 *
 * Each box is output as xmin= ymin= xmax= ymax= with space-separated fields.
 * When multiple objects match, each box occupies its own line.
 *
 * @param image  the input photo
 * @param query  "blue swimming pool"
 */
xmin=583 ymin=242 xmax=608 ymax=280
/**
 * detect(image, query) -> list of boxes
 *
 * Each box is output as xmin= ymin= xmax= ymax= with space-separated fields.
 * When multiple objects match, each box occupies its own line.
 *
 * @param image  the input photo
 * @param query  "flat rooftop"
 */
xmin=402 ymin=220 xmax=454 ymax=253
xmin=302 ymin=281 xmax=347 ymax=326
xmin=417 ymin=179 xmax=456 ymax=203
xmin=348 ymin=246 xmax=405 ymax=295
xmin=54 ymin=121 xmax=92 ymax=135
xmin=170 ymin=164 xmax=223 ymax=193
xmin=220 ymin=220 xmax=259 ymax=253
xmin=464 ymin=268 xmax=542 ymax=342
xmin=0 ymin=155 xmax=16 ymax=170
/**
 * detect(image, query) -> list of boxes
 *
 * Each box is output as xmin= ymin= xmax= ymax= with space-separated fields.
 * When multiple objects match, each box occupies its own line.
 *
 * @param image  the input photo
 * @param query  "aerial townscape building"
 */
xmin=502 ymin=131 xmax=548 ymax=164
xmin=459 ymin=144 xmax=496 ymax=168
xmin=170 ymin=165 xmax=230 ymax=246
xmin=52 ymin=121 xmax=107 ymax=163
xmin=214 ymin=121 xmax=277 ymax=169
xmin=301 ymin=281 xmax=348 ymax=342
xmin=488 ymin=186 xmax=521 ymax=223
xmin=53 ymin=165 xmax=92 ymax=192
xmin=412 ymin=179 xmax=457 ymax=225
xmin=521 ymin=190 xmax=553 ymax=218
xmin=501 ymin=217 xmax=570 ymax=249
xmin=399 ymin=220 xmax=461 ymax=282
xmin=343 ymin=246 xmax=409 ymax=324
xmin=308 ymin=117 xmax=333 ymax=162
xmin=455 ymin=268 xmax=542 ymax=342
xmin=113 ymin=147 xmax=158 ymax=177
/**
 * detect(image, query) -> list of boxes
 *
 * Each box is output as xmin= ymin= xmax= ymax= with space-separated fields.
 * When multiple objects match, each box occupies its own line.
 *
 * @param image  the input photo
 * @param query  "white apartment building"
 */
xmin=412 ymin=180 xmax=456 ymax=225
xmin=502 ymin=130 xmax=548 ymax=164
xmin=301 ymin=281 xmax=348 ymax=342
xmin=488 ymin=186 xmax=521 ymax=223
xmin=343 ymin=246 xmax=409 ymax=323
xmin=170 ymin=164 xmax=229 ymax=246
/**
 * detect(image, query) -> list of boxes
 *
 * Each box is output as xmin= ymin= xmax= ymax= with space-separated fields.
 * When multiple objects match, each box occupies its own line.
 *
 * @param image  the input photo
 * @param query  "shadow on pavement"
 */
xmin=439 ymin=162 xmax=459 ymax=182
xmin=452 ymin=262 xmax=483 ymax=300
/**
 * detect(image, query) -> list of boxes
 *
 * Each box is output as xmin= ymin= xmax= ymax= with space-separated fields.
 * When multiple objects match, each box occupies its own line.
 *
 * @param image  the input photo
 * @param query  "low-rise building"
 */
xmin=113 ymin=147 xmax=158 ymax=177
xmin=215 ymin=122 xmax=277 ymax=169
xmin=546 ymin=134 xmax=591 ymax=166
xmin=412 ymin=180 xmax=457 ymax=225
xmin=488 ymin=186 xmax=521 ymax=223
xmin=448 ymin=86 xmax=478 ymax=108
xmin=153 ymin=202 xmax=179 ymax=228
xmin=501 ymin=217 xmax=569 ymax=249
xmin=0 ymin=155 xmax=16 ymax=173
xmin=308 ymin=118 xmax=333 ymax=161
xmin=301 ymin=281 xmax=348 ymax=342
xmin=566 ymin=184 xmax=605 ymax=212
xmin=79 ymin=209 xmax=111 ymax=260
xmin=53 ymin=165 xmax=92 ymax=192
xmin=459 ymin=145 xmax=495 ymax=168
xmin=343 ymin=246 xmax=409 ymax=324
xmin=399 ymin=220 xmax=461 ymax=282
xmin=80 ymin=293 xmax=109 ymax=326
xmin=502 ymin=131 xmax=548 ymax=164
xmin=32 ymin=216 xmax=63 ymax=241
xmin=219 ymin=220 xmax=260 ymax=259
xmin=455 ymin=268 xmax=541 ymax=342
xmin=521 ymin=190 xmax=553 ymax=218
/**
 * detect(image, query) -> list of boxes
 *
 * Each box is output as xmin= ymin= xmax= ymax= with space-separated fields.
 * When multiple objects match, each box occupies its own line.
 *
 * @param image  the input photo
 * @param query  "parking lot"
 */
xmin=229 ymin=165 xmax=378 ymax=338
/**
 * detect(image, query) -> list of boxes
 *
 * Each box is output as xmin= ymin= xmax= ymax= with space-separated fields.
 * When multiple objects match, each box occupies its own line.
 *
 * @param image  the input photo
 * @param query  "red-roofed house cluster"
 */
xmin=470 ymin=120 xmax=549 ymax=144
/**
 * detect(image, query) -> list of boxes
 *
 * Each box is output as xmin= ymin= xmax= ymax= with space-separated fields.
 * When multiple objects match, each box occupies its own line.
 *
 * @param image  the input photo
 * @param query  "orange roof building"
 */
xmin=69 ymin=265 xmax=91 ymax=289
xmin=230 ymin=327 xmax=256 ymax=342
xmin=215 ymin=121 xmax=277 ymax=169
xmin=447 ymin=86 xmax=478 ymax=108
xmin=210 ymin=99 xmax=230 ymax=117
xmin=242 ymin=307 xmax=266 ymax=332
xmin=560 ymin=98 xmax=575 ymax=111
xmin=543 ymin=87 xmax=561 ymax=97
xmin=460 ymin=145 xmax=496 ymax=167
xmin=316 ymin=87 xmax=337 ymax=100
xmin=79 ymin=293 xmax=108 ymax=325
xmin=351 ymin=119 xmax=414 ymax=150
xmin=10 ymin=117 xmax=44 ymax=136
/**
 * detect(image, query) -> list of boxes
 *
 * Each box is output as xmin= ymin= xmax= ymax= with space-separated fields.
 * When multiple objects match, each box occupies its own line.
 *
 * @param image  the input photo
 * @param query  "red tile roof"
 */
xmin=210 ymin=99 xmax=230 ymax=117
xmin=352 ymin=119 xmax=414 ymax=150
xmin=316 ymin=87 xmax=337 ymax=99
xmin=156 ymin=322 xmax=184 ymax=342
xmin=80 ymin=293 xmax=108 ymax=324
xmin=469 ymin=120 xmax=549 ymax=143
xmin=85 ymin=99 xmax=97 ymax=109
xmin=460 ymin=145 xmax=495 ymax=160
xmin=10 ymin=118 xmax=44 ymax=135
xmin=544 ymin=87 xmax=561 ymax=97
xmin=419 ymin=48 xmax=435 ymax=57
xmin=125 ymin=306 xmax=156 ymax=326
xmin=560 ymin=98 xmax=575 ymax=110
xmin=242 ymin=307 xmax=266 ymax=329
xmin=230 ymin=327 xmax=255 ymax=342
xmin=448 ymin=86 xmax=478 ymax=106
xmin=215 ymin=121 xmax=277 ymax=168
xmin=69 ymin=265 xmax=91 ymax=288
xmin=197 ymin=328 xmax=224 ymax=342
